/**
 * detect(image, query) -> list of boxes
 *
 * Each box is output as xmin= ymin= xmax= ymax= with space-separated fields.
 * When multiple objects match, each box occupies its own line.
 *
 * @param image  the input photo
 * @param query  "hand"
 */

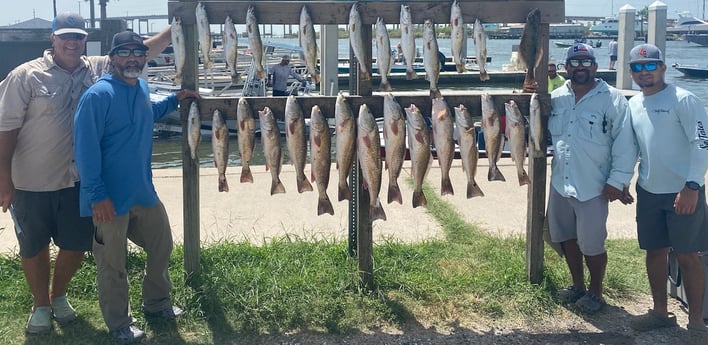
xmin=618 ymin=187 xmax=634 ymax=205
xmin=0 ymin=177 xmax=14 ymax=213
xmin=92 ymin=198 xmax=116 ymax=223
xmin=674 ymin=188 xmax=699 ymax=215
xmin=523 ymin=79 xmax=539 ymax=93
xmin=602 ymin=184 xmax=623 ymax=202
xmin=176 ymin=89 xmax=200 ymax=101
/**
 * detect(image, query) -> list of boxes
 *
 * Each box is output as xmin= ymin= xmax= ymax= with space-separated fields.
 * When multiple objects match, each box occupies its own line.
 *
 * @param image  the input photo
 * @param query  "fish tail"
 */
xmin=380 ymin=80 xmax=392 ymax=92
xmin=271 ymin=179 xmax=286 ymax=195
xmin=206 ymin=60 xmax=213 ymax=69
xmin=297 ymin=176 xmax=314 ymax=193
xmin=441 ymin=178 xmax=454 ymax=196
xmin=257 ymin=69 xmax=268 ymax=80
xmin=467 ymin=181 xmax=485 ymax=199
xmin=338 ymin=182 xmax=351 ymax=201
xmin=311 ymin=73 xmax=320 ymax=84
xmin=218 ymin=175 xmax=229 ymax=192
xmin=318 ymin=197 xmax=335 ymax=216
xmin=406 ymin=69 xmax=418 ymax=80
xmin=430 ymin=87 xmax=442 ymax=99
xmin=488 ymin=165 xmax=506 ymax=182
xmin=412 ymin=189 xmax=427 ymax=208
xmin=240 ymin=166 xmax=254 ymax=183
xmin=387 ymin=182 xmax=403 ymax=205
xmin=369 ymin=200 xmax=387 ymax=222
xmin=174 ymin=75 xmax=183 ymax=85
xmin=518 ymin=171 xmax=530 ymax=186
xmin=479 ymin=69 xmax=490 ymax=81
xmin=456 ymin=64 xmax=466 ymax=73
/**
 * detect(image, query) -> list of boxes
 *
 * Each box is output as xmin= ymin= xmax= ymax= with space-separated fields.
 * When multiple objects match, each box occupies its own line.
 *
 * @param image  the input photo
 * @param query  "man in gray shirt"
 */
xmin=268 ymin=55 xmax=305 ymax=96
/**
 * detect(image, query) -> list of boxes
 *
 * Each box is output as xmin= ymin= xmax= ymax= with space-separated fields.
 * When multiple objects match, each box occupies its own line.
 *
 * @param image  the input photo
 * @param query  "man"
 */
xmin=73 ymin=31 xmax=199 ymax=344
xmin=0 ymin=13 xmax=171 ymax=334
xmin=608 ymin=38 xmax=618 ymax=70
xmin=626 ymin=44 xmax=708 ymax=337
xmin=268 ymin=55 xmax=305 ymax=96
xmin=548 ymin=62 xmax=565 ymax=93
xmin=548 ymin=43 xmax=636 ymax=314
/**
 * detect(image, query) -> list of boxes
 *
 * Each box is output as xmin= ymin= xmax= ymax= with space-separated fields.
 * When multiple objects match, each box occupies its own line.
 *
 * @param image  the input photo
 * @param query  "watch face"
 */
xmin=686 ymin=182 xmax=700 ymax=190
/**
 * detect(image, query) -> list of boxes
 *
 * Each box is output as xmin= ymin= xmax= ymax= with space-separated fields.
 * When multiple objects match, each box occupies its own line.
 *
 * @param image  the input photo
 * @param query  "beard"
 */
xmin=122 ymin=69 xmax=142 ymax=79
xmin=570 ymin=69 xmax=592 ymax=85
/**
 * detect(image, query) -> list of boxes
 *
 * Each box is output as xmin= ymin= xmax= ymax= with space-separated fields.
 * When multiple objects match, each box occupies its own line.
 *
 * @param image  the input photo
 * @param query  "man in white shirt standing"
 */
xmin=627 ymin=44 xmax=708 ymax=339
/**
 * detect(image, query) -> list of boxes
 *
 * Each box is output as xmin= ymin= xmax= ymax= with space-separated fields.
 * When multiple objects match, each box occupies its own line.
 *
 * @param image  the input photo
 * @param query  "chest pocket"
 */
xmin=548 ymin=110 xmax=565 ymax=137
xmin=574 ymin=111 xmax=610 ymax=145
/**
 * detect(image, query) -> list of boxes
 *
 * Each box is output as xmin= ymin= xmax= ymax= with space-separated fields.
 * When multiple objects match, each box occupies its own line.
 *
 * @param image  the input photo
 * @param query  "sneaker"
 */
xmin=52 ymin=295 xmax=77 ymax=324
xmin=629 ymin=309 xmax=678 ymax=331
xmin=557 ymin=285 xmax=586 ymax=304
xmin=574 ymin=292 xmax=606 ymax=314
xmin=109 ymin=324 xmax=146 ymax=344
xmin=26 ymin=306 xmax=52 ymax=334
xmin=144 ymin=305 xmax=184 ymax=319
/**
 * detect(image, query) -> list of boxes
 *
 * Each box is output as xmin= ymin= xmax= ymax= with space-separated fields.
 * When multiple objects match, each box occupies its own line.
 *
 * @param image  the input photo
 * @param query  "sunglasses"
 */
xmin=57 ymin=33 xmax=86 ymax=41
xmin=629 ymin=62 xmax=661 ymax=73
xmin=114 ymin=48 xmax=148 ymax=57
xmin=567 ymin=58 xmax=594 ymax=68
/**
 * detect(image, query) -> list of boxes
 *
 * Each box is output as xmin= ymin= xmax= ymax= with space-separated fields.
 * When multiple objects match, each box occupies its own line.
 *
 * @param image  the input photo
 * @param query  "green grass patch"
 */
xmin=0 ymin=181 xmax=649 ymax=344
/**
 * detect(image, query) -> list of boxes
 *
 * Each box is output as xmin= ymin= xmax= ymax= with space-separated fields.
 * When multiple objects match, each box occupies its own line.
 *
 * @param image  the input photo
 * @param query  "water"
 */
xmin=151 ymin=38 xmax=708 ymax=169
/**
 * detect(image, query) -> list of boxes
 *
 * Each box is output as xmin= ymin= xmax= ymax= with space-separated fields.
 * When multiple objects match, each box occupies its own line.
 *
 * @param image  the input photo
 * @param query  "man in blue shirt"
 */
xmin=73 ymin=31 xmax=199 ymax=344
xmin=548 ymin=43 xmax=636 ymax=314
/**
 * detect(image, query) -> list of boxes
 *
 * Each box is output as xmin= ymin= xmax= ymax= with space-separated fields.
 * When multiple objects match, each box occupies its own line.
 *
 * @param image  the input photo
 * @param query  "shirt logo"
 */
xmin=698 ymin=121 xmax=708 ymax=149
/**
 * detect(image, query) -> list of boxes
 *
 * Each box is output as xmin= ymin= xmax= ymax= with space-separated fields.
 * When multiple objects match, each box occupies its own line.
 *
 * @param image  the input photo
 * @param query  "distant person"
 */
xmin=626 ymin=44 xmax=708 ymax=338
xmin=73 ymin=31 xmax=199 ymax=344
xmin=608 ymin=38 xmax=618 ymax=70
xmin=0 ymin=12 xmax=171 ymax=334
xmin=548 ymin=43 xmax=636 ymax=314
xmin=548 ymin=63 xmax=566 ymax=92
xmin=268 ymin=55 xmax=305 ymax=96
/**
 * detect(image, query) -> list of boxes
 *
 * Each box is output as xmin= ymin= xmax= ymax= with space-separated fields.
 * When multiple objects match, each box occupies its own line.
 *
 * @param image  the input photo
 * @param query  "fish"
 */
xmin=357 ymin=104 xmax=386 ymax=222
xmin=212 ymin=109 xmax=229 ymax=192
xmin=383 ymin=93 xmax=406 ymax=204
xmin=529 ymin=93 xmax=544 ymax=154
xmin=299 ymin=5 xmax=320 ymax=84
xmin=335 ymin=93 xmax=356 ymax=201
xmin=450 ymin=0 xmax=466 ymax=73
xmin=237 ymin=97 xmax=256 ymax=183
xmin=348 ymin=3 xmax=371 ymax=80
xmin=246 ymin=6 xmax=268 ymax=80
xmin=474 ymin=18 xmax=490 ymax=81
xmin=431 ymin=97 xmax=455 ymax=196
xmin=405 ymin=104 xmax=431 ymax=208
xmin=258 ymin=106 xmax=286 ymax=195
xmin=224 ymin=16 xmax=240 ymax=81
xmin=170 ymin=17 xmax=185 ymax=85
xmin=187 ymin=101 xmax=201 ymax=162
xmin=423 ymin=19 xmax=441 ymax=99
xmin=481 ymin=93 xmax=506 ymax=182
xmin=284 ymin=96 xmax=313 ymax=193
xmin=196 ymin=2 xmax=212 ymax=69
xmin=518 ymin=8 xmax=543 ymax=91
xmin=375 ymin=17 xmax=393 ymax=91
xmin=309 ymin=105 xmax=334 ymax=216
xmin=399 ymin=4 xmax=418 ymax=80
xmin=504 ymin=100 xmax=530 ymax=186
xmin=454 ymin=104 xmax=484 ymax=198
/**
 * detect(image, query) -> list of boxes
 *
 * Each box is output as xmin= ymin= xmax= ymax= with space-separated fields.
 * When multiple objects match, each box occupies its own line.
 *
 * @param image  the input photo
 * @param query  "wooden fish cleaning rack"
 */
xmin=168 ymin=0 xmax=563 ymax=288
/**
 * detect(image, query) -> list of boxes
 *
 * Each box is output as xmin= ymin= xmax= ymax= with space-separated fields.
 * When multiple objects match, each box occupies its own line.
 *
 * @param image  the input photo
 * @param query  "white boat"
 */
xmin=589 ymin=15 xmax=647 ymax=36
xmin=667 ymin=12 xmax=708 ymax=35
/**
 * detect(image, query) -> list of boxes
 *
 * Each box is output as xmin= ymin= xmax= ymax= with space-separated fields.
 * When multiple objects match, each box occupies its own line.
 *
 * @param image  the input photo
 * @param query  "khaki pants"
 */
xmin=93 ymin=202 xmax=174 ymax=331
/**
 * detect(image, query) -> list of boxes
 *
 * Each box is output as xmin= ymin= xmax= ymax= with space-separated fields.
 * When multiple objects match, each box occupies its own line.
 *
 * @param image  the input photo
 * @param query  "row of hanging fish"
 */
xmin=186 ymin=93 xmax=543 ymax=222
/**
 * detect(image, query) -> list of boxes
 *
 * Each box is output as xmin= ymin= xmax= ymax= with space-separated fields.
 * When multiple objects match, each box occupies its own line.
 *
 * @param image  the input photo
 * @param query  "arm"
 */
xmin=675 ymin=94 xmax=708 ymax=214
xmin=143 ymin=26 xmax=172 ymax=62
xmin=0 ymin=69 xmax=31 ymax=212
xmin=606 ymin=93 xmax=638 ymax=192
xmin=289 ymin=67 xmax=304 ymax=82
xmin=152 ymin=89 xmax=200 ymax=121
xmin=0 ymin=130 xmax=17 ymax=212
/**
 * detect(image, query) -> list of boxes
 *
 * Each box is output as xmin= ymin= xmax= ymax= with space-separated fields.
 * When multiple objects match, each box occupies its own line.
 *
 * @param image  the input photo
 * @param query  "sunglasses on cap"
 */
xmin=57 ymin=33 xmax=87 ymax=41
xmin=629 ymin=62 xmax=661 ymax=73
xmin=114 ymin=48 xmax=148 ymax=57
xmin=567 ymin=58 xmax=594 ymax=68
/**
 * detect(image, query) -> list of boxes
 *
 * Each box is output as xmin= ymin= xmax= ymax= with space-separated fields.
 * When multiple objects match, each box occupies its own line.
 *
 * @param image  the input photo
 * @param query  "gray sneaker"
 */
xmin=109 ymin=324 xmax=146 ymax=344
xmin=26 ymin=306 xmax=52 ymax=334
xmin=557 ymin=285 xmax=586 ymax=304
xmin=52 ymin=295 xmax=77 ymax=324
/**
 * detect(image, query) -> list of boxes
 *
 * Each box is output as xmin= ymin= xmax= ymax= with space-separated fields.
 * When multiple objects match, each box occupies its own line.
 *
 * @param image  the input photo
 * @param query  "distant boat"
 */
xmin=554 ymin=40 xmax=601 ymax=48
xmin=672 ymin=63 xmax=708 ymax=78
xmin=686 ymin=34 xmax=708 ymax=47
xmin=553 ymin=41 xmax=574 ymax=48
xmin=667 ymin=12 xmax=708 ymax=35
xmin=589 ymin=15 xmax=647 ymax=36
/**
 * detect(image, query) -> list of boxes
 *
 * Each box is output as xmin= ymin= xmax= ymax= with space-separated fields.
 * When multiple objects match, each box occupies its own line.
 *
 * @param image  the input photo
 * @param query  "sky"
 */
xmin=1 ymin=0 xmax=705 ymax=27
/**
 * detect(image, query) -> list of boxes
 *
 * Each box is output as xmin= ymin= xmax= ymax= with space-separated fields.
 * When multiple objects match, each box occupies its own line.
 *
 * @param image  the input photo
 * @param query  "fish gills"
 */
xmin=212 ymin=109 xmax=229 ymax=192
xmin=383 ymin=93 xmax=406 ymax=204
xmin=357 ymin=104 xmax=386 ymax=222
xmin=309 ymin=105 xmax=334 ymax=216
xmin=237 ymin=97 xmax=256 ymax=183
xmin=454 ymin=104 xmax=484 ymax=198
xmin=258 ymin=107 xmax=286 ymax=195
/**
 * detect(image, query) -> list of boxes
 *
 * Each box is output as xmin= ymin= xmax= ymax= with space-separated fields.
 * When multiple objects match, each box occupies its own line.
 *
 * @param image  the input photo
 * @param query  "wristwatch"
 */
xmin=685 ymin=181 xmax=701 ymax=191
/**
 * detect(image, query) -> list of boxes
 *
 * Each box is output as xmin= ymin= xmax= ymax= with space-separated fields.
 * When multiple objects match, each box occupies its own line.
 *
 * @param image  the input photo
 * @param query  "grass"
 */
xmin=0 ymin=181 xmax=649 ymax=344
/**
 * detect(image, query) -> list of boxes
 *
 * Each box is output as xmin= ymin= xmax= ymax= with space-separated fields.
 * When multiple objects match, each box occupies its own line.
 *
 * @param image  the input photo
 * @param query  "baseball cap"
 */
xmin=109 ymin=31 xmax=149 ymax=55
xmin=566 ymin=43 xmax=595 ymax=60
xmin=629 ymin=44 xmax=663 ymax=63
xmin=52 ymin=13 xmax=88 ymax=36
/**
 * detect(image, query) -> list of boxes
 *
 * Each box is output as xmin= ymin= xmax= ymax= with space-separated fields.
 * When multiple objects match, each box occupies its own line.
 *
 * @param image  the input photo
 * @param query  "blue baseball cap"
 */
xmin=52 ymin=13 xmax=87 ymax=36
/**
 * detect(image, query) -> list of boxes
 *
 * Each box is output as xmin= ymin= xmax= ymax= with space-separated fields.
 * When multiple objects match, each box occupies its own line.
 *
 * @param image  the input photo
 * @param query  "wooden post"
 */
xmin=181 ymin=20 xmax=201 ymax=281
xmin=616 ymin=5 xmax=636 ymax=90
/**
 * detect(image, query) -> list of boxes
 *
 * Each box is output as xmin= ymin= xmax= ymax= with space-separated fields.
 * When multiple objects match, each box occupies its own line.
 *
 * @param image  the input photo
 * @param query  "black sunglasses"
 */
xmin=629 ymin=62 xmax=661 ymax=73
xmin=114 ymin=48 xmax=148 ymax=57
xmin=57 ymin=33 xmax=86 ymax=41
xmin=567 ymin=58 xmax=594 ymax=68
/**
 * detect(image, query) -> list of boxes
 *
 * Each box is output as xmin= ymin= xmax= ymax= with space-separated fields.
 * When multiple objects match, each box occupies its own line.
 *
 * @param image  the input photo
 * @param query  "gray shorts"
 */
xmin=636 ymin=184 xmax=708 ymax=253
xmin=547 ymin=187 xmax=608 ymax=256
xmin=11 ymin=185 xmax=95 ymax=258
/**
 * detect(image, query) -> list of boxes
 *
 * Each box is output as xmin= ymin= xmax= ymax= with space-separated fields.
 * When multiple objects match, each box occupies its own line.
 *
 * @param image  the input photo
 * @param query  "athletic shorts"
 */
xmin=636 ymin=184 xmax=708 ymax=253
xmin=547 ymin=187 xmax=609 ymax=256
xmin=610 ymin=55 xmax=618 ymax=62
xmin=11 ymin=184 xmax=95 ymax=258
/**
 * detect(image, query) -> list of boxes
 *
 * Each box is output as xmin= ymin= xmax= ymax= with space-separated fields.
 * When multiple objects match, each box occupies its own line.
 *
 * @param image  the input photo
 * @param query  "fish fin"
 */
xmin=218 ymin=175 xmax=229 ymax=192
xmin=456 ymin=64 xmax=466 ymax=73
xmin=441 ymin=178 xmax=454 ymax=196
xmin=412 ymin=189 xmax=427 ymax=208
xmin=317 ymin=197 xmax=335 ymax=216
xmin=467 ymin=181 xmax=485 ymax=199
xmin=388 ymin=182 xmax=403 ymax=205
xmin=311 ymin=170 xmax=316 ymax=182
xmin=488 ymin=166 xmax=506 ymax=182
xmin=240 ymin=167 xmax=254 ymax=183
xmin=406 ymin=69 xmax=418 ymax=80
xmin=271 ymin=179 xmax=286 ymax=195
xmin=174 ymin=76 xmax=182 ymax=85
xmin=297 ymin=176 xmax=314 ymax=193
xmin=518 ymin=171 xmax=530 ymax=186
xmin=338 ymin=182 xmax=351 ymax=201
xmin=430 ymin=88 xmax=442 ymax=99
xmin=369 ymin=199 xmax=387 ymax=222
